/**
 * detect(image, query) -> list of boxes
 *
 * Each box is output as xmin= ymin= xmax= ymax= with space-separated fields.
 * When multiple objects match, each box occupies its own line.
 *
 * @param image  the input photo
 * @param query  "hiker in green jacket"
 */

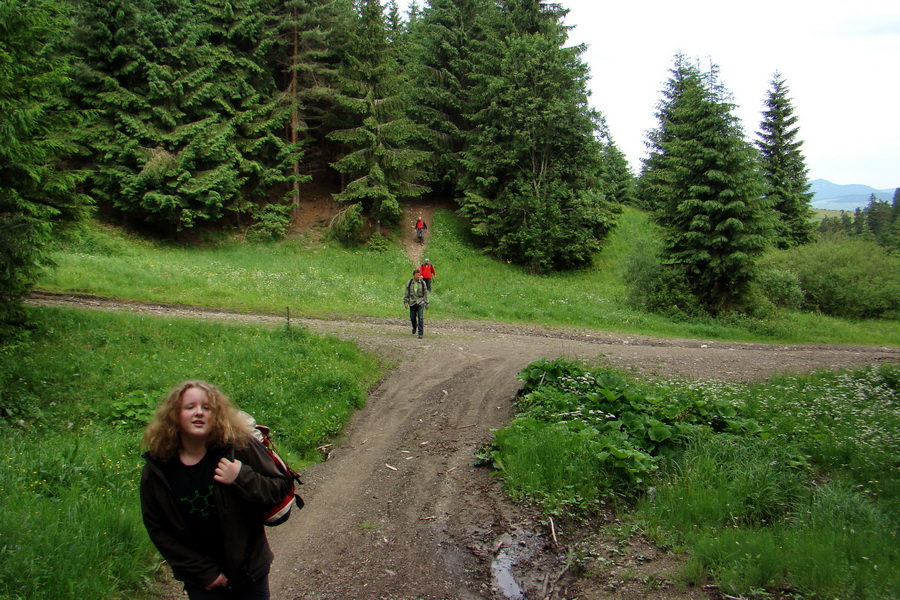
xmin=403 ymin=268 xmax=429 ymax=338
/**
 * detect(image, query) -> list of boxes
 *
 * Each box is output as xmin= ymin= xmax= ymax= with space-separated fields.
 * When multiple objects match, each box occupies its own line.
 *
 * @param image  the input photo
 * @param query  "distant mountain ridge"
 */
xmin=809 ymin=179 xmax=896 ymax=211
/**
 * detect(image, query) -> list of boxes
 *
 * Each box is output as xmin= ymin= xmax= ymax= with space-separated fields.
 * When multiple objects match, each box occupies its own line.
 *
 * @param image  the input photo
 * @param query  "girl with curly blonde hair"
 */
xmin=142 ymin=380 xmax=249 ymax=461
xmin=140 ymin=380 xmax=290 ymax=599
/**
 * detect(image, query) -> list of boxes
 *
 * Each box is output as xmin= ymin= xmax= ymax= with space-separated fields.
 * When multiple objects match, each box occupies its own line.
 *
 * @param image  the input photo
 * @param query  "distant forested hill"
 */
xmin=810 ymin=179 xmax=896 ymax=210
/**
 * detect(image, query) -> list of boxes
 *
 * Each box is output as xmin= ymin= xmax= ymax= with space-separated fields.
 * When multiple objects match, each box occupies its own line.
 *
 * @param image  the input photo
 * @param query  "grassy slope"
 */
xmin=39 ymin=208 xmax=900 ymax=346
xmin=0 ymin=307 xmax=384 ymax=599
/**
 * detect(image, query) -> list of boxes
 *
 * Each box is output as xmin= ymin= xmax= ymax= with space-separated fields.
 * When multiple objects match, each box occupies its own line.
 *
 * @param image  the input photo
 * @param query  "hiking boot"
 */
xmin=418 ymin=333 xmax=423 ymax=339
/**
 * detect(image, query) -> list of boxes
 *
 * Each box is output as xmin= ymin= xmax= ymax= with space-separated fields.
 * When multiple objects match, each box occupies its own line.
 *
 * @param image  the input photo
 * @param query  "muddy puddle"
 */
xmin=491 ymin=527 xmax=553 ymax=599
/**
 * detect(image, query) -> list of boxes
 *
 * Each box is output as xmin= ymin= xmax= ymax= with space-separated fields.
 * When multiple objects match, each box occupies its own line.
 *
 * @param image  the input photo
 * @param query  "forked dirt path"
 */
xmin=28 ymin=292 xmax=899 ymax=599
xmin=265 ymin=319 xmax=898 ymax=600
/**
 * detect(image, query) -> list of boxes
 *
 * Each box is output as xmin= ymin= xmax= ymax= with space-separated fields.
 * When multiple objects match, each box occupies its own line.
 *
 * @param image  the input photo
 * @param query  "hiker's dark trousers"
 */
xmin=409 ymin=303 xmax=425 ymax=336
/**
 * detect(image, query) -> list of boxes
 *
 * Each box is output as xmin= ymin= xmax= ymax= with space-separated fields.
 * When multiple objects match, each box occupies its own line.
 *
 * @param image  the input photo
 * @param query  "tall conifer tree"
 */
xmin=641 ymin=55 xmax=770 ymax=313
xmin=406 ymin=0 xmax=486 ymax=195
xmin=458 ymin=0 xmax=617 ymax=273
xmin=328 ymin=0 xmax=430 ymax=233
xmin=596 ymin=122 xmax=635 ymax=206
xmin=1 ymin=0 xmax=91 ymax=329
xmin=66 ymin=0 xmax=163 ymax=225
xmin=280 ymin=0 xmax=354 ymax=189
xmin=757 ymin=73 xmax=814 ymax=248
xmin=68 ymin=0 xmax=303 ymax=231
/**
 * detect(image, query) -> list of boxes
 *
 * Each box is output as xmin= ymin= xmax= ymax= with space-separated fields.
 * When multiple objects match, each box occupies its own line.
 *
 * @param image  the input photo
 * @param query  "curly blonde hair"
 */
xmin=142 ymin=380 xmax=250 ymax=461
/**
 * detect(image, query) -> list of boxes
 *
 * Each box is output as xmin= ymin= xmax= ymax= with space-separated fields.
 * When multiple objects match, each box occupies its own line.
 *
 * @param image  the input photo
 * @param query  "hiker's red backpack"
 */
xmin=243 ymin=413 xmax=304 ymax=526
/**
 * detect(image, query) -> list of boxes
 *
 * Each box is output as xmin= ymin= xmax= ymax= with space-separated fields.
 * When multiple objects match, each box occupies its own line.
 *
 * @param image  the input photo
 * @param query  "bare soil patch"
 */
xmin=28 ymin=292 xmax=898 ymax=599
xmin=288 ymin=184 xmax=442 ymax=268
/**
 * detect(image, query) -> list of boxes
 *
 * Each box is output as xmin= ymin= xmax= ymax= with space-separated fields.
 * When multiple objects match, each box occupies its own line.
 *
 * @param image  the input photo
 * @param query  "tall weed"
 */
xmin=489 ymin=360 xmax=900 ymax=598
xmin=0 ymin=432 xmax=153 ymax=600
xmin=484 ymin=359 xmax=766 ymax=512
xmin=736 ymin=364 xmax=900 ymax=510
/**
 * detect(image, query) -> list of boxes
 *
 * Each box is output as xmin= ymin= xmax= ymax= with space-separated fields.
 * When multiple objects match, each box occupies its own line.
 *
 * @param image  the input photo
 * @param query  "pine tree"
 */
xmin=406 ymin=0 xmax=487 ymax=195
xmin=888 ymin=188 xmax=900 ymax=250
xmin=596 ymin=122 xmax=635 ymax=206
xmin=757 ymin=73 xmax=814 ymax=248
xmin=280 ymin=0 xmax=354 ymax=188
xmin=457 ymin=0 xmax=618 ymax=273
xmin=860 ymin=194 xmax=893 ymax=243
xmin=641 ymin=55 xmax=770 ymax=313
xmin=188 ymin=0 xmax=304 ymax=222
xmin=68 ymin=0 xmax=303 ymax=232
xmin=66 ymin=0 xmax=164 ymax=225
xmin=840 ymin=210 xmax=853 ymax=234
xmin=891 ymin=188 xmax=900 ymax=224
xmin=853 ymin=207 xmax=864 ymax=236
xmin=328 ymin=0 xmax=430 ymax=234
xmin=0 ymin=0 xmax=91 ymax=330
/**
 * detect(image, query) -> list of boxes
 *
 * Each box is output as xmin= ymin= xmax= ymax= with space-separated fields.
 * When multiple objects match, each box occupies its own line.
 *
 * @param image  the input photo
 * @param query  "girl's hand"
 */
xmin=214 ymin=458 xmax=242 ymax=485
xmin=206 ymin=573 xmax=228 ymax=590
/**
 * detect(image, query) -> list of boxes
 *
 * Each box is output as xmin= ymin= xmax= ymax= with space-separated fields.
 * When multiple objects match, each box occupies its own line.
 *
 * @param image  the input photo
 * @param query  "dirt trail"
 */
xmin=27 ymin=292 xmax=900 ymax=599
xmin=402 ymin=204 xmax=436 ymax=267
xmin=264 ymin=319 xmax=898 ymax=600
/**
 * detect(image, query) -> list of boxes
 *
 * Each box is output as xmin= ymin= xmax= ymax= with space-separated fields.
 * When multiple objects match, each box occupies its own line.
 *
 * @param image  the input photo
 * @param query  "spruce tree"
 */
xmin=328 ymin=0 xmax=430 ymax=235
xmin=757 ymin=73 xmax=814 ymax=248
xmin=641 ymin=55 xmax=770 ymax=313
xmin=68 ymin=0 xmax=303 ymax=232
xmin=888 ymin=188 xmax=900 ymax=250
xmin=0 ymin=0 xmax=91 ymax=330
xmin=596 ymin=122 xmax=635 ymax=206
xmin=189 ymin=0 xmax=304 ymax=223
xmin=406 ymin=0 xmax=486 ymax=195
xmin=66 ymin=0 xmax=164 ymax=225
xmin=861 ymin=195 xmax=893 ymax=244
xmin=458 ymin=0 xmax=617 ymax=273
xmin=280 ymin=0 xmax=354 ymax=188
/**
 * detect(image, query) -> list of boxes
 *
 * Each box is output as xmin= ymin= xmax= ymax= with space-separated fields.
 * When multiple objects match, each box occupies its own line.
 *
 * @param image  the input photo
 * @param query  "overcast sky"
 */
xmin=402 ymin=0 xmax=900 ymax=189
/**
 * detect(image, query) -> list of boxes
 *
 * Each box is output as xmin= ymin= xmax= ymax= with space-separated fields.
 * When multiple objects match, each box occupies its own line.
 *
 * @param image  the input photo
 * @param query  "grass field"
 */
xmin=39 ymin=208 xmax=900 ymax=346
xmin=0 ymin=307 xmax=383 ymax=599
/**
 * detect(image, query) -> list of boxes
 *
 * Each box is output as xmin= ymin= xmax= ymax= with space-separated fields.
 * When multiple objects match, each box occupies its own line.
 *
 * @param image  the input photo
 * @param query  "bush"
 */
xmin=753 ymin=266 xmax=804 ymax=310
xmin=329 ymin=203 xmax=365 ymax=244
xmin=625 ymin=257 xmax=705 ymax=319
xmin=247 ymin=204 xmax=293 ymax=241
xmin=366 ymin=232 xmax=392 ymax=252
xmin=764 ymin=238 xmax=900 ymax=319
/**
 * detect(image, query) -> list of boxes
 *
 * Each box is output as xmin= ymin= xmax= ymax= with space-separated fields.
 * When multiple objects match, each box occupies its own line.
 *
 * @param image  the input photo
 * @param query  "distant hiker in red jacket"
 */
xmin=419 ymin=259 xmax=435 ymax=291
xmin=414 ymin=216 xmax=427 ymax=244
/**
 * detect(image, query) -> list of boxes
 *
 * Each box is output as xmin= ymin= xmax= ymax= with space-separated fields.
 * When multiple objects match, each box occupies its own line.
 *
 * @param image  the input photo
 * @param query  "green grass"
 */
xmin=42 ymin=223 xmax=411 ymax=318
xmin=641 ymin=439 xmax=898 ymax=599
xmin=39 ymin=208 xmax=900 ymax=346
xmin=486 ymin=358 xmax=900 ymax=598
xmin=0 ymin=307 xmax=383 ymax=599
xmin=811 ymin=208 xmax=848 ymax=222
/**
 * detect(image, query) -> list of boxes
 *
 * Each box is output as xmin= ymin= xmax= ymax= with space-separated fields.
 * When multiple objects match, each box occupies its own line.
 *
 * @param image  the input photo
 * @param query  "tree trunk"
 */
xmin=290 ymin=8 xmax=300 ymax=215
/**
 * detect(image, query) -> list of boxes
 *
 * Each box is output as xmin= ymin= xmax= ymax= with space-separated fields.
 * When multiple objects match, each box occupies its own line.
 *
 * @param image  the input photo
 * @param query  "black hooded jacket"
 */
xmin=140 ymin=438 xmax=292 ymax=588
